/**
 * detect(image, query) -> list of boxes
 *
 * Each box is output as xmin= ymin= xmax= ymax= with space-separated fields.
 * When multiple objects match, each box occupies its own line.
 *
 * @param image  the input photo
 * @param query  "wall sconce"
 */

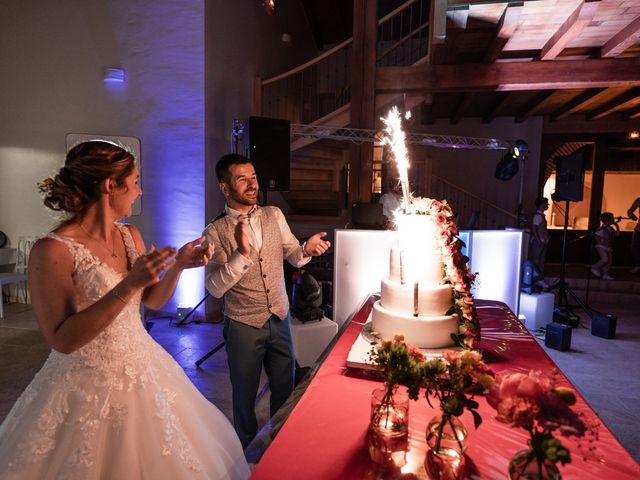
xmin=103 ymin=68 xmax=126 ymax=84
xmin=628 ymin=130 xmax=639 ymax=140
xmin=262 ymin=0 xmax=275 ymax=15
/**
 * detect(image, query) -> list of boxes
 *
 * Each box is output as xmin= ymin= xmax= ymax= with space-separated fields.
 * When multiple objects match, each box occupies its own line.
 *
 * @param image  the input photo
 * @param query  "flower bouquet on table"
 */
xmin=421 ymin=349 xmax=495 ymax=479
xmin=487 ymin=369 xmax=600 ymax=480
xmin=367 ymin=335 xmax=425 ymax=466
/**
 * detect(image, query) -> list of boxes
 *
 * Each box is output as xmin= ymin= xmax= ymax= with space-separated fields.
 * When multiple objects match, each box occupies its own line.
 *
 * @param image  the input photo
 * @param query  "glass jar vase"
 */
xmin=425 ymin=414 xmax=468 ymax=480
xmin=368 ymin=387 xmax=410 ymax=467
xmin=508 ymin=448 xmax=560 ymax=480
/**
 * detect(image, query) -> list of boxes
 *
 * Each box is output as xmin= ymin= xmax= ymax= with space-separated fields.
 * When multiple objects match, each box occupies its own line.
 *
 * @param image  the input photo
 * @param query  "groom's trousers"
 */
xmin=223 ymin=314 xmax=295 ymax=448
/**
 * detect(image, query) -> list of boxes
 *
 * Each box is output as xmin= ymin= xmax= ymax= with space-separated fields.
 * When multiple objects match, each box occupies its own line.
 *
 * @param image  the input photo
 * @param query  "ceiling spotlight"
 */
xmin=512 ymin=139 xmax=529 ymax=158
xmin=495 ymin=150 xmax=519 ymax=181
xmin=495 ymin=140 xmax=528 ymax=181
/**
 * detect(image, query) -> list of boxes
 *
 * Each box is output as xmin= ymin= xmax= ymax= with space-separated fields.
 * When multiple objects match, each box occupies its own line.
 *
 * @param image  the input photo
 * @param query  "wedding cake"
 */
xmin=370 ymin=198 xmax=480 ymax=349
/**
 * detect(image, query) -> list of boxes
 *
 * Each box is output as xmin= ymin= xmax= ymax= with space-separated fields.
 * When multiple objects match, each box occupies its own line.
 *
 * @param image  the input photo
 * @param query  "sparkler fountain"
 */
xmin=381 ymin=106 xmax=412 ymax=214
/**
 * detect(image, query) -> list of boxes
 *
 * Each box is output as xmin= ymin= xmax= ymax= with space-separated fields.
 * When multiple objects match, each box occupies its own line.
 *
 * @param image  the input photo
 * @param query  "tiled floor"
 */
xmin=1 ymin=293 xmax=639 ymax=464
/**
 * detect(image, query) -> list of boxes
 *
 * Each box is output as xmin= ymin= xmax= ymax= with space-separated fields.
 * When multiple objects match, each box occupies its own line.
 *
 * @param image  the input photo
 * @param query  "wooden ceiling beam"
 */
xmin=450 ymin=92 xmax=475 ymax=124
xmin=621 ymin=104 xmax=640 ymax=120
xmin=587 ymin=87 xmax=640 ymax=120
xmin=483 ymin=4 xmax=523 ymax=63
xmin=550 ymin=88 xmax=607 ymax=121
xmin=540 ymin=1 xmax=600 ymax=61
xmin=431 ymin=10 xmax=469 ymax=65
xmin=515 ymin=90 xmax=556 ymax=123
xmin=600 ymin=15 xmax=640 ymax=58
xmin=376 ymin=58 xmax=640 ymax=93
xmin=482 ymin=91 xmax=512 ymax=123
xmin=421 ymin=102 xmax=437 ymax=125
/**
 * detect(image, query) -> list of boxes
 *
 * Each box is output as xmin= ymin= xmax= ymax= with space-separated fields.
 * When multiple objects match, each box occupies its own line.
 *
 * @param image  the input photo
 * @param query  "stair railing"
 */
xmin=430 ymin=174 xmax=518 ymax=230
xmin=259 ymin=0 xmax=428 ymax=125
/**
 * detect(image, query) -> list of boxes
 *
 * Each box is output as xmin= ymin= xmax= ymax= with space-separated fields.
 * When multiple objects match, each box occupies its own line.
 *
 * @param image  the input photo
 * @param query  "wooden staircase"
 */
xmin=257 ymin=0 xmax=514 ymax=229
xmin=283 ymin=141 xmax=347 ymax=216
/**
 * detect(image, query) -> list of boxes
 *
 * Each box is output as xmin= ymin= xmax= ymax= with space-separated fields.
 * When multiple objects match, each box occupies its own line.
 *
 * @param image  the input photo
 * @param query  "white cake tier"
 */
xmin=380 ymin=279 xmax=452 ymax=316
xmin=395 ymin=213 xmax=438 ymax=239
xmin=371 ymin=300 xmax=458 ymax=349
xmin=389 ymin=245 xmax=443 ymax=285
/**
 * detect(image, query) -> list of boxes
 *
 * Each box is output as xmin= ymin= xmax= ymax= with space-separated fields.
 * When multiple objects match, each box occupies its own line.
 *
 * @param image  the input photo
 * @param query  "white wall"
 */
xmin=0 ymin=0 xmax=205 ymax=310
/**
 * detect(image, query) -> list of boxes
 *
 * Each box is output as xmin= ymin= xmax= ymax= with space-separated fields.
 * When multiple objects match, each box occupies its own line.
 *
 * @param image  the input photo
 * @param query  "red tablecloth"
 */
xmin=251 ymin=298 xmax=640 ymax=479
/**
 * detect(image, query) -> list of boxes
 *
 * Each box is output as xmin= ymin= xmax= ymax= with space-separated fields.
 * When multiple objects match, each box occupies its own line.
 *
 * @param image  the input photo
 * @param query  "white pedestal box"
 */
xmin=291 ymin=317 xmax=338 ymax=367
xmin=519 ymin=292 xmax=555 ymax=331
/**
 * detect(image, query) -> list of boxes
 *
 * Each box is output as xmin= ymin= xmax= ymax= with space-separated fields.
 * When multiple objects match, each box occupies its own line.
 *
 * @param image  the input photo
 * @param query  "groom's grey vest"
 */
xmin=211 ymin=207 xmax=289 ymax=328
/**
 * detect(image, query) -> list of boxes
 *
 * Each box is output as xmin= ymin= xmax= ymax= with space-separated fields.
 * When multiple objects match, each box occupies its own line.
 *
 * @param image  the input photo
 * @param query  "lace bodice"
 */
xmin=45 ymin=223 xmax=149 ymax=371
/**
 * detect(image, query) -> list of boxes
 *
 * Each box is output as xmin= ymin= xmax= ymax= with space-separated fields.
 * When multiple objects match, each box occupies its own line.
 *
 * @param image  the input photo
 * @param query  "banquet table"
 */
xmin=250 ymin=297 xmax=640 ymax=479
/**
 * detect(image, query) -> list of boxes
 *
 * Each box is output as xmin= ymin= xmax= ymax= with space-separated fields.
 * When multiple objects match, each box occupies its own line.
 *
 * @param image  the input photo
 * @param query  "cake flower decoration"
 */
xmin=411 ymin=197 xmax=480 ymax=348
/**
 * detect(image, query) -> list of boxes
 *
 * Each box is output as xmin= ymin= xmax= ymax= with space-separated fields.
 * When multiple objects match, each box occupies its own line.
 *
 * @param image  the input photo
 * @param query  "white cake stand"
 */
xmin=345 ymin=312 xmax=464 ymax=370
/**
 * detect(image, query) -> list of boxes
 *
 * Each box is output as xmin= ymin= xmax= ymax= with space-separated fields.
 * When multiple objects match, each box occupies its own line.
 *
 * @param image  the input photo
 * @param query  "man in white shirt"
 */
xmin=203 ymin=154 xmax=330 ymax=448
xmin=379 ymin=181 xmax=403 ymax=228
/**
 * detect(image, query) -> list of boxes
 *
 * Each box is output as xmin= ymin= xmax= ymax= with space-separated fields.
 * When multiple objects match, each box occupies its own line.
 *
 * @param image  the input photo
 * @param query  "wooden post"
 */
xmin=349 ymin=0 xmax=377 ymax=207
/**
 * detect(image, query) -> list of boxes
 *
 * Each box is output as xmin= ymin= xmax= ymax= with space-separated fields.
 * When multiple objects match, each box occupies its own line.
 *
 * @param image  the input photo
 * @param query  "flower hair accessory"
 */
xmin=37 ymin=176 xmax=55 ymax=195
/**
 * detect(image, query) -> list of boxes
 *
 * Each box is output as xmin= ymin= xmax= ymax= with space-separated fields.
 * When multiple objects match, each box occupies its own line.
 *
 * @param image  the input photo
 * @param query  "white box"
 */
xmin=519 ymin=292 xmax=555 ymax=331
xmin=291 ymin=317 xmax=338 ymax=367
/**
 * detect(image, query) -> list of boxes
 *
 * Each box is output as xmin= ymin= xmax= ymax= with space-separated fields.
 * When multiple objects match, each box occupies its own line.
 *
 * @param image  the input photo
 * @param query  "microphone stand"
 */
xmin=193 ymin=120 xmax=244 ymax=367
xmin=547 ymin=200 xmax=596 ymax=325
xmin=566 ymin=229 xmax=597 ymax=312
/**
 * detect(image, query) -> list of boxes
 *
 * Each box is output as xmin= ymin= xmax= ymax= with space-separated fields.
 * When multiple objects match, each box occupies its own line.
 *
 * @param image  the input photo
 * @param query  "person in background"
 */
xmin=0 ymin=141 xmax=250 ymax=480
xmin=379 ymin=178 xmax=403 ymax=228
xmin=591 ymin=212 xmax=620 ymax=280
xmin=627 ymin=197 xmax=640 ymax=274
xmin=204 ymin=153 xmax=330 ymax=448
xmin=528 ymin=197 xmax=550 ymax=289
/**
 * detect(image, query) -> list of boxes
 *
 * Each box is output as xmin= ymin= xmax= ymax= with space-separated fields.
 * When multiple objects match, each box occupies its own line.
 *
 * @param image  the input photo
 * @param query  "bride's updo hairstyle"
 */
xmin=39 ymin=141 xmax=136 ymax=216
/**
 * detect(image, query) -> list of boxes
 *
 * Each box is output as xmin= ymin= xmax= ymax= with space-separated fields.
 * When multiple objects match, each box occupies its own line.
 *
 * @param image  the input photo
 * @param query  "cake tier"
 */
xmin=380 ymin=279 xmax=452 ymax=316
xmin=389 ymin=245 xmax=443 ymax=285
xmin=395 ymin=213 xmax=438 ymax=239
xmin=371 ymin=300 xmax=458 ymax=349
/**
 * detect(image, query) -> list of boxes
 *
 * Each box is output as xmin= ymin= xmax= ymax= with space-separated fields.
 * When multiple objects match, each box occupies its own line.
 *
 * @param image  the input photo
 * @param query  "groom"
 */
xmin=203 ymin=153 xmax=330 ymax=447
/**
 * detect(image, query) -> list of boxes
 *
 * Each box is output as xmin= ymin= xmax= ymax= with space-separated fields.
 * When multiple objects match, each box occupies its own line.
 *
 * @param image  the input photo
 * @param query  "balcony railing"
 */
xmin=259 ymin=0 xmax=429 ymax=125
xmin=430 ymin=174 xmax=518 ymax=230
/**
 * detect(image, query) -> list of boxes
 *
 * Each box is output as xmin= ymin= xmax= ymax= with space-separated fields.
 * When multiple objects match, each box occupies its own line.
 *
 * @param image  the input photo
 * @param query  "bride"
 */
xmin=0 ymin=141 xmax=250 ymax=479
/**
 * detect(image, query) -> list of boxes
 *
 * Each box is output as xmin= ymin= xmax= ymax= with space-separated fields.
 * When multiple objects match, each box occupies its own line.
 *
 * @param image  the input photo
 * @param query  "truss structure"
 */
xmin=291 ymin=123 xmax=511 ymax=150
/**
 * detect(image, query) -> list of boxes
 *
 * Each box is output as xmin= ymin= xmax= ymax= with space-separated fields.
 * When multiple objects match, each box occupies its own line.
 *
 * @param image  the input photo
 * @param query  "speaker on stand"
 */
xmin=547 ymin=147 xmax=599 ymax=330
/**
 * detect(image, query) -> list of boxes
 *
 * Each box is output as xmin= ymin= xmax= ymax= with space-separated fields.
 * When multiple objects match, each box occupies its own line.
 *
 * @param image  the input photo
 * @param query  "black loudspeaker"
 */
xmin=248 ymin=116 xmax=290 ymax=191
xmin=545 ymin=322 xmax=572 ymax=351
xmin=591 ymin=314 xmax=616 ymax=339
xmin=553 ymin=150 xmax=586 ymax=202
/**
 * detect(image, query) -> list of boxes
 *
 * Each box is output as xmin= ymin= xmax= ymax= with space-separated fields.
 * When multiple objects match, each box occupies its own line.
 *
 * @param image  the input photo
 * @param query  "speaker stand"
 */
xmin=547 ymin=200 xmax=595 ymax=326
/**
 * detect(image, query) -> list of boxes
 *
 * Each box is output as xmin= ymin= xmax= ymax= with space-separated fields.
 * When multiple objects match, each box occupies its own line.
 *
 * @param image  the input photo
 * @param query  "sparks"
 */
xmin=381 ymin=106 xmax=412 ymax=213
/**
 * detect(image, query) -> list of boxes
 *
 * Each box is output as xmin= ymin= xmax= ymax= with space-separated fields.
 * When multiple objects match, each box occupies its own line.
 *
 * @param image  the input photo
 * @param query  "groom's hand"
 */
xmin=305 ymin=232 xmax=331 ymax=256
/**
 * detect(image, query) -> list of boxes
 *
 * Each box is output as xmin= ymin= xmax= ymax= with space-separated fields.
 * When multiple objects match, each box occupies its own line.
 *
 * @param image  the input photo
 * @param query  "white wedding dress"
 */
xmin=0 ymin=226 xmax=250 ymax=480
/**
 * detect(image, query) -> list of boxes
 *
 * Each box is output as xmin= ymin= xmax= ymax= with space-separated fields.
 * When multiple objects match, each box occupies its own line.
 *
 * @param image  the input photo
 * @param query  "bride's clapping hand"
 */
xmin=175 ymin=236 xmax=214 ymax=269
xmin=128 ymin=246 xmax=177 ymax=288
